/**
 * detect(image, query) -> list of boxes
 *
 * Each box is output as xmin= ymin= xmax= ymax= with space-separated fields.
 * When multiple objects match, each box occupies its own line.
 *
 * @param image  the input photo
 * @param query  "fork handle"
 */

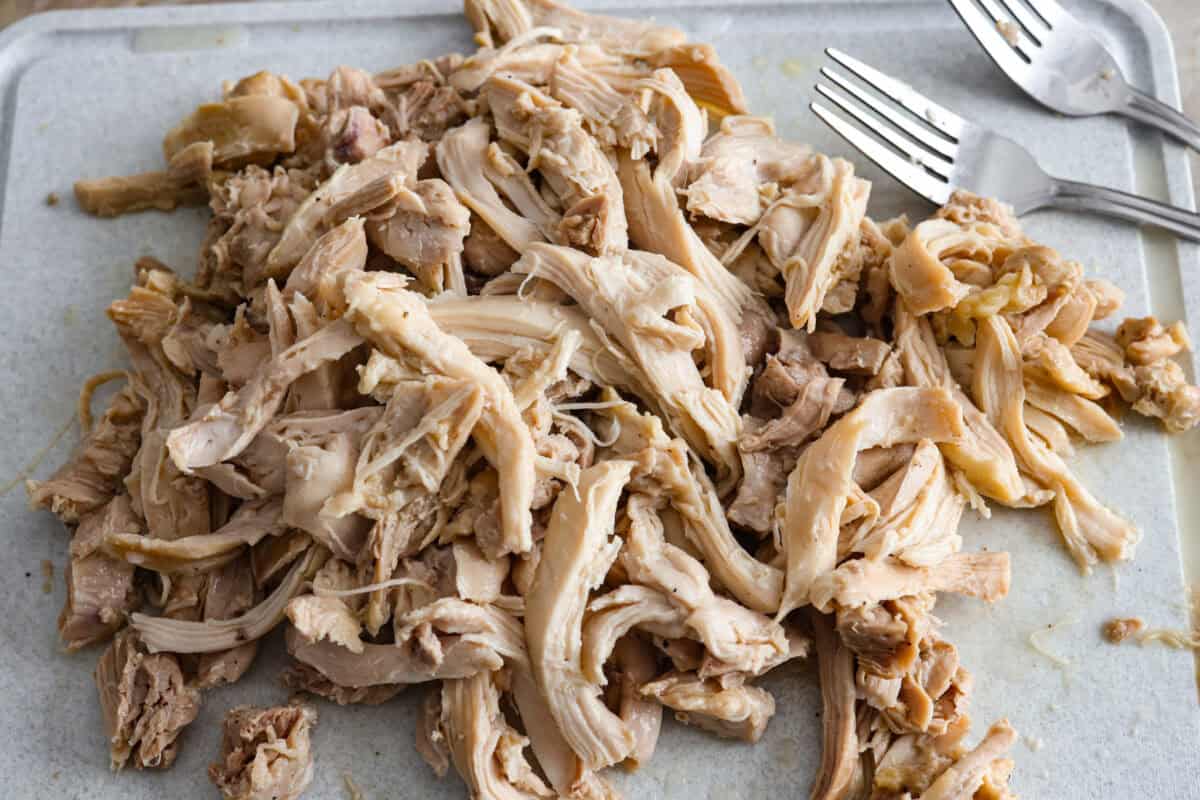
xmin=1121 ymin=89 xmax=1200 ymax=152
xmin=1047 ymin=179 xmax=1200 ymax=242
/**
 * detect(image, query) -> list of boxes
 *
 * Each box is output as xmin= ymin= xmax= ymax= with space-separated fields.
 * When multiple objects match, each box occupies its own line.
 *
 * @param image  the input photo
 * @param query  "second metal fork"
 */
xmin=947 ymin=0 xmax=1200 ymax=152
xmin=812 ymin=48 xmax=1200 ymax=241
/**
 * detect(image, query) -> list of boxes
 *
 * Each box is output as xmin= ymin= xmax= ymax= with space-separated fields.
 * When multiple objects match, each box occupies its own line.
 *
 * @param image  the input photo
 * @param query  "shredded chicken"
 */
xmin=525 ymin=460 xmax=636 ymax=770
xmin=75 ymin=142 xmax=214 ymax=217
xmin=28 ymin=2 xmax=1200 ymax=798
xmin=809 ymin=612 xmax=858 ymax=800
xmin=640 ymin=671 xmax=775 ymax=742
xmin=209 ymin=704 xmax=318 ymax=800
xmin=778 ymin=387 xmax=965 ymax=616
xmin=1102 ymin=616 xmax=1144 ymax=644
xmin=95 ymin=630 xmax=201 ymax=770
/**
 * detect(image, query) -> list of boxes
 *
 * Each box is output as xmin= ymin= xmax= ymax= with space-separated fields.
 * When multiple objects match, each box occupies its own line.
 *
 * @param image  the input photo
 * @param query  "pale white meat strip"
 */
xmin=341 ymin=272 xmax=536 ymax=557
xmin=524 ymin=460 xmax=636 ymax=771
xmin=778 ymin=387 xmax=965 ymax=618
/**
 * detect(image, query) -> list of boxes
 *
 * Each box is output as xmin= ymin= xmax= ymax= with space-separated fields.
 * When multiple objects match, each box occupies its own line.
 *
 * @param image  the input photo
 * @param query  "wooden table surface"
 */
xmin=2 ymin=0 xmax=1197 ymax=195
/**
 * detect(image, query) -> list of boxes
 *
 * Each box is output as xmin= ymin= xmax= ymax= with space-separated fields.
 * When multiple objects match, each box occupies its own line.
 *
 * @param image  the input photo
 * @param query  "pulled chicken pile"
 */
xmin=32 ymin=0 xmax=1200 ymax=797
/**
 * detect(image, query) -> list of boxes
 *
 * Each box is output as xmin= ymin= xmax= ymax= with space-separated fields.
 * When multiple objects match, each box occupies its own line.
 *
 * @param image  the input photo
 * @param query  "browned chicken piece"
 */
xmin=164 ymin=94 xmax=300 ymax=166
xmin=208 ymin=704 xmax=318 ymax=800
xmin=75 ymin=141 xmax=213 ymax=217
xmin=1102 ymin=617 xmax=1144 ymax=644
xmin=1116 ymin=316 xmax=1191 ymax=365
xmin=95 ymin=630 xmax=201 ymax=770
xmin=27 ymin=382 xmax=144 ymax=523
xmin=58 ymin=494 xmax=140 ymax=650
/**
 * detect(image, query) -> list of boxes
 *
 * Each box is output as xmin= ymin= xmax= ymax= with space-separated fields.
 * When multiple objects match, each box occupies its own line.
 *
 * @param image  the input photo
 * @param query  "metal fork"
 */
xmin=811 ymin=49 xmax=1200 ymax=241
xmin=947 ymin=0 xmax=1200 ymax=151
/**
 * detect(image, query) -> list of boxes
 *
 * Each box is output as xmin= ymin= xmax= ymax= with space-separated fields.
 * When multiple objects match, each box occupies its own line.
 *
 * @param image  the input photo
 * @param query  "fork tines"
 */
xmin=812 ymin=48 xmax=963 ymax=205
xmin=946 ymin=0 xmax=1062 ymax=77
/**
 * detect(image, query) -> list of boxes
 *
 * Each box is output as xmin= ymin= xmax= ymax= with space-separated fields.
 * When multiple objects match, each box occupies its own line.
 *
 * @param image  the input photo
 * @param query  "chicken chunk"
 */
xmin=209 ymin=705 xmax=318 ymax=800
xmin=95 ymin=630 xmax=201 ymax=770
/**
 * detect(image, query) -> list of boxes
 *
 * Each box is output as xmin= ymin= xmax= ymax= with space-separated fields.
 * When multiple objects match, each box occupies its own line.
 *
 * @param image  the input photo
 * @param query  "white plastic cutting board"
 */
xmin=0 ymin=1 xmax=1197 ymax=797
